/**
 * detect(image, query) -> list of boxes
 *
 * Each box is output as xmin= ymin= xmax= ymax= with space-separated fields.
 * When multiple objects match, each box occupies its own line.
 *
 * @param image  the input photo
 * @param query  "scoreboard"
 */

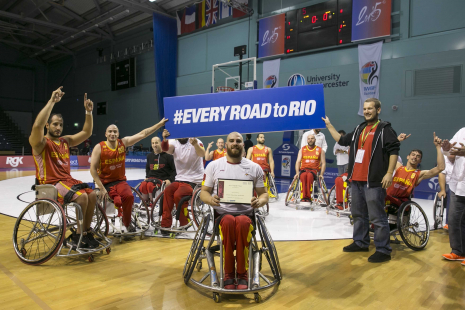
xmin=284 ymin=0 xmax=352 ymax=54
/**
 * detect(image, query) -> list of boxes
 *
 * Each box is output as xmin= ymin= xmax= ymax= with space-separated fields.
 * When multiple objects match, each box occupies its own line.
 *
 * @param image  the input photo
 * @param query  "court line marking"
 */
xmin=0 ymin=261 xmax=52 ymax=310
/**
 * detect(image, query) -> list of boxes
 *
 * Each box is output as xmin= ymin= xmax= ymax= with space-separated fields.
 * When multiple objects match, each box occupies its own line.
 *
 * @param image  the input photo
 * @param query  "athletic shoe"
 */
xmin=444 ymin=224 xmax=449 ymax=230
xmin=160 ymin=230 xmax=171 ymax=237
xmin=68 ymin=233 xmax=86 ymax=248
xmin=343 ymin=242 xmax=369 ymax=252
xmin=237 ymin=273 xmax=248 ymax=290
xmin=368 ymin=251 xmax=391 ymax=263
xmin=442 ymin=253 xmax=465 ymax=261
xmin=224 ymin=273 xmax=236 ymax=290
xmin=335 ymin=204 xmax=344 ymax=210
xmin=81 ymin=234 xmax=98 ymax=249
xmin=85 ymin=232 xmax=100 ymax=248
xmin=127 ymin=224 xmax=136 ymax=233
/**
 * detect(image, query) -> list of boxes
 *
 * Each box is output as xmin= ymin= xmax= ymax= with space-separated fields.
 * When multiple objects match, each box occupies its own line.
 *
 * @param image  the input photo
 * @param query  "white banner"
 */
xmin=281 ymin=155 xmax=291 ymax=177
xmin=263 ymin=58 xmax=280 ymax=89
xmin=358 ymin=41 xmax=383 ymax=116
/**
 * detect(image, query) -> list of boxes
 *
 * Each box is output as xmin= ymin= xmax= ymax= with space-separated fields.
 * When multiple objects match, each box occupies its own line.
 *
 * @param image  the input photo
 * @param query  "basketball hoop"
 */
xmin=216 ymin=86 xmax=235 ymax=93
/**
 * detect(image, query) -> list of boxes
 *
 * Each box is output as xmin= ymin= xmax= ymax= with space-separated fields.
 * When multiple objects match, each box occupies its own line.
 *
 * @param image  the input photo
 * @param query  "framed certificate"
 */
xmin=217 ymin=179 xmax=254 ymax=204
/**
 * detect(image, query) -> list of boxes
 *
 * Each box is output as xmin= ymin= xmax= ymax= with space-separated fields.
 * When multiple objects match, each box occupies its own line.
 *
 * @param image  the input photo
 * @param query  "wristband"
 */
xmin=161 ymin=139 xmax=169 ymax=152
xmin=86 ymin=111 xmax=92 ymax=115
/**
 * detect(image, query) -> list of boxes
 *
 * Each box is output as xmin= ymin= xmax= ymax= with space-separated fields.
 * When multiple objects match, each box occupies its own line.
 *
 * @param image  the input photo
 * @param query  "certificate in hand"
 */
xmin=218 ymin=179 xmax=254 ymax=204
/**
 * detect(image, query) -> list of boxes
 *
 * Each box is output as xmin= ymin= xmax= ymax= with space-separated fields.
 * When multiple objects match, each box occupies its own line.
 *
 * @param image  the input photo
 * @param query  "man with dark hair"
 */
xmin=30 ymin=87 xmax=99 ymax=248
xmin=247 ymin=133 xmax=275 ymax=177
xmin=323 ymin=98 xmax=400 ymax=263
xmin=244 ymin=134 xmax=253 ymax=155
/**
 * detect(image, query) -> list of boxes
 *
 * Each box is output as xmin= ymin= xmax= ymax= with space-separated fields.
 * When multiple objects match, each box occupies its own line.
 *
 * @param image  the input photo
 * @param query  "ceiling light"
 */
xmin=149 ymin=0 xmax=156 ymax=2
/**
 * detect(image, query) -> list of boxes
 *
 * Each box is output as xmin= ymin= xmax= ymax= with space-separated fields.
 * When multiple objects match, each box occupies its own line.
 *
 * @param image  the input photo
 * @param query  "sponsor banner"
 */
xmin=164 ymin=84 xmax=326 ymax=139
xmin=125 ymin=156 xmax=147 ymax=168
xmin=358 ymin=41 xmax=382 ymax=116
xmin=352 ymin=0 xmax=391 ymax=42
xmin=0 ymin=156 xmax=35 ymax=169
xmin=70 ymin=156 xmax=79 ymax=167
xmin=258 ymin=14 xmax=285 ymax=58
xmin=287 ymin=73 xmax=306 ymax=86
xmin=281 ymin=155 xmax=291 ymax=177
xmin=78 ymin=155 xmax=91 ymax=167
xmin=263 ymin=58 xmax=280 ymax=89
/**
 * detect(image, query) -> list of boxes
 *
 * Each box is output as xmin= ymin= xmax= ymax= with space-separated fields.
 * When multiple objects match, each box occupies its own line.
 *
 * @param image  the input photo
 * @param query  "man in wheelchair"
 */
xmin=139 ymin=136 xmax=176 ymax=207
xmin=200 ymin=132 xmax=268 ymax=290
xmin=30 ymin=88 xmax=99 ymax=248
xmin=385 ymin=133 xmax=445 ymax=221
xmin=295 ymin=134 xmax=326 ymax=204
xmin=90 ymin=119 xmax=168 ymax=233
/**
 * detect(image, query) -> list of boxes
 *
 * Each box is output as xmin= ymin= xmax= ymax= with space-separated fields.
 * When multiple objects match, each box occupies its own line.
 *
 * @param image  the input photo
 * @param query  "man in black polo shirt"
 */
xmin=139 ymin=136 xmax=176 ymax=205
xmin=323 ymin=98 xmax=400 ymax=263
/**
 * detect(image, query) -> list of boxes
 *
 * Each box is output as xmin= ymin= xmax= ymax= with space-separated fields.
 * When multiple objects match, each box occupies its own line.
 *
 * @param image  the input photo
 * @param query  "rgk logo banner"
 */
xmin=0 ymin=156 xmax=35 ymax=168
xmin=164 ymin=84 xmax=325 ymax=139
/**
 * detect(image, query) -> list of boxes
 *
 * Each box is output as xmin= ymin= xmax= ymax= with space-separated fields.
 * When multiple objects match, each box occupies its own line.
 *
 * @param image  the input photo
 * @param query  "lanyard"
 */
xmin=360 ymin=120 xmax=379 ymax=148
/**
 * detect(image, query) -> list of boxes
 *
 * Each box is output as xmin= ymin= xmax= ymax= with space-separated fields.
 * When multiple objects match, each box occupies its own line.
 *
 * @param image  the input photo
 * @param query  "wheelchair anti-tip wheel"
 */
xmin=257 ymin=216 xmax=282 ymax=282
xmin=432 ymin=193 xmax=445 ymax=230
xmin=13 ymin=199 xmax=67 ymax=265
xmin=183 ymin=213 xmax=211 ymax=284
xmin=397 ymin=201 xmax=430 ymax=251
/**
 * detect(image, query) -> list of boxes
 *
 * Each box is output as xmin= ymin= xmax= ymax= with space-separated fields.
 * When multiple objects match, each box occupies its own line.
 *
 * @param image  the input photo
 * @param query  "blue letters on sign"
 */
xmin=164 ymin=84 xmax=325 ymax=138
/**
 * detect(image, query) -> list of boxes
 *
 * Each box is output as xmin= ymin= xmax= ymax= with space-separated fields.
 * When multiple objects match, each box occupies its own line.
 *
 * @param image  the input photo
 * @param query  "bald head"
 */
xmin=307 ymin=134 xmax=316 ymax=147
xmin=105 ymin=124 xmax=119 ymax=142
xmin=216 ymin=138 xmax=225 ymax=150
xmin=151 ymin=136 xmax=162 ymax=154
xmin=226 ymin=132 xmax=243 ymax=142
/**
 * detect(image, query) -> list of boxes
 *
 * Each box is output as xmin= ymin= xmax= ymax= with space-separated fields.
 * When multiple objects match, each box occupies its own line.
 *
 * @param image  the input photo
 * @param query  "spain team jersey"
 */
xmin=34 ymin=137 xmax=72 ymax=184
xmin=212 ymin=149 xmax=226 ymax=161
xmin=251 ymin=145 xmax=270 ymax=170
xmin=98 ymin=139 xmax=127 ymax=185
xmin=300 ymin=145 xmax=322 ymax=171
xmin=387 ymin=166 xmax=421 ymax=198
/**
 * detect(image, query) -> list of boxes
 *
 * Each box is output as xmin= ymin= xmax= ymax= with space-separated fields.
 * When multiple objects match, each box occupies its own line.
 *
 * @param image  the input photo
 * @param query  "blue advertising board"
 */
xmin=164 ymin=84 xmax=325 ymax=139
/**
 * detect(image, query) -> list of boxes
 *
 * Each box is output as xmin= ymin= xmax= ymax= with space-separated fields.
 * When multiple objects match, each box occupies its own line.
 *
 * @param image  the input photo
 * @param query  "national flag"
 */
xmin=205 ymin=0 xmax=219 ymax=26
xmin=183 ymin=4 xmax=196 ymax=33
xmin=219 ymin=2 xmax=232 ymax=20
xmin=233 ymin=0 xmax=248 ymax=18
xmin=197 ymin=1 xmax=205 ymax=28
xmin=176 ymin=9 xmax=184 ymax=35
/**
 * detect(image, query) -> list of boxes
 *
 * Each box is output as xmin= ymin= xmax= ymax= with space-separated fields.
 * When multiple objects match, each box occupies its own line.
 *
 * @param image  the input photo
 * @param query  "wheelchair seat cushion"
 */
xmin=55 ymin=178 xmax=93 ymax=204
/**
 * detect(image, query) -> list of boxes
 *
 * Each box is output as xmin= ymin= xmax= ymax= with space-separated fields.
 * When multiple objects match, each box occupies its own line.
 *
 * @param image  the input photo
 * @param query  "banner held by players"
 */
xmin=164 ymin=84 xmax=325 ymax=138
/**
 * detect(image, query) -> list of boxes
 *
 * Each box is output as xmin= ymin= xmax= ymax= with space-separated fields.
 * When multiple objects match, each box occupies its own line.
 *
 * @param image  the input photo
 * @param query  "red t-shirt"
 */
xmin=387 ymin=166 xmax=421 ymax=198
xmin=212 ymin=149 xmax=226 ymax=161
xmin=300 ymin=145 xmax=322 ymax=171
xmin=251 ymin=145 xmax=270 ymax=170
xmin=351 ymin=123 xmax=378 ymax=182
xmin=98 ymin=139 xmax=127 ymax=185
xmin=34 ymin=137 xmax=72 ymax=184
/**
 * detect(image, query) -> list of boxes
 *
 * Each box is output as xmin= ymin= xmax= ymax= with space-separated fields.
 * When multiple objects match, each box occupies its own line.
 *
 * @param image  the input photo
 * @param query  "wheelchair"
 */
xmin=432 ymin=193 xmax=446 ymax=230
xmin=133 ymin=178 xmax=166 ymax=213
xmin=183 ymin=211 xmax=281 ymax=303
xmin=263 ymin=169 xmax=279 ymax=204
xmin=96 ymin=185 xmax=151 ymax=243
xmin=285 ymin=170 xmax=328 ymax=210
xmin=368 ymin=197 xmax=430 ymax=251
xmin=151 ymin=183 xmax=211 ymax=238
xmin=13 ymin=184 xmax=112 ymax=265
xmin=326 ymin=180 xmax=351 ymax=218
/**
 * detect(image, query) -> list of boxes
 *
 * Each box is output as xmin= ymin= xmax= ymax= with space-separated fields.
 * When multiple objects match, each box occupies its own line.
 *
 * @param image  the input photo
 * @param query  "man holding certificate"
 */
xmin=200 ymin=132 xmax=269 ymax=290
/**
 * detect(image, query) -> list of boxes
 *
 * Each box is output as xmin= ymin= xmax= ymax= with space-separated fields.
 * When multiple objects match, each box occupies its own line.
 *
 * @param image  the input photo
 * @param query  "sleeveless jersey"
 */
xmin=387 ymin=166 xmax=421 ymax=198
xmin=34 ymin=137 xmax=72 ymax=185
xmin=300 ymin=145 xmax=322 ymax=171
xmin=212 ymin=149 xmax=226 ymax=161
xmin=98 ymin=139 xmax=127 ymax=185
xmin=251 ymin=145 xmax=270 ymax=170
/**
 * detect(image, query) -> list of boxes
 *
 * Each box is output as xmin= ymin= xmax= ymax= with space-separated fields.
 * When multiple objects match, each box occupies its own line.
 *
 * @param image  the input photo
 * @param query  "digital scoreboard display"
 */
xmin=285 ymin=0 xmax=352 ymax=54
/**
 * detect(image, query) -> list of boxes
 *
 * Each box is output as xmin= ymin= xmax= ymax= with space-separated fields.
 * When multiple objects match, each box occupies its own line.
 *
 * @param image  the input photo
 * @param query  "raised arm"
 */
xmin=29 ymin=87 xmax=65 ymax=154
xmin=295 ymin=149 xmax=302 ymax=179
xmin=246 ymin=147 xmax=253 ymax=160
xmin=418 ymin=133 xmax=445 ymax=184
xmin=161 ymin=129 xmax=175 ymax=155
xmin=122 ymin=118 xmax=168 ymax=147
xmin=321 ymin=116 xmax=341 ymax=143
xmin=190 ymin=138 xmax=205 ymax=158
xmin=63 ymin=93 xmax=94 ymax=147
xmin=90 ymin=144 xmax=106 ymax=197
xmin=268 ymin=147 xmax=275 ymax=177
xmin=204 ymin=142 xmax=214 ymax=161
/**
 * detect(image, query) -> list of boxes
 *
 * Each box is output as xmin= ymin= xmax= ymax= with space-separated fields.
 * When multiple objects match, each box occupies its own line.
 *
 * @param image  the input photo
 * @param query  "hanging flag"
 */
xmin=233 ymin=0 xmax=248 ymax=18
xmin=176 ymin=9 xmax=184 ymax=35
xmin=197 ymin=1 xmax=205 ymax=28
xmin=358 ymin=41 xmax=383 ymax=116
xmin=263 ymin=59 xmax=280 ymax=89
xmin=183 ymin=4 xmax=196 ymax=33
xmin=219 ymin=2 xmax=232 ymax=19
xmin=205 ymin=0 xmax=219 ymax=26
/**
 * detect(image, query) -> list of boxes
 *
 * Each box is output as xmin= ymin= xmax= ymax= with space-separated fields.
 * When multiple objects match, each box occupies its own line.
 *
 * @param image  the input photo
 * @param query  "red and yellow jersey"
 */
xmin=387 ymin=166 xmax=421 ymax=198
xmin=251 ymin=145 xmax=270 ymax=170
xmin=212 ymin=149 xmax=226 ymax=161
xmin=98 ymin=139 xmax=127 ymax=185
xmin=34 ymin=137 xmax=72 ymax=184
xmin=300 ymin=145 xmax=322 ymax=171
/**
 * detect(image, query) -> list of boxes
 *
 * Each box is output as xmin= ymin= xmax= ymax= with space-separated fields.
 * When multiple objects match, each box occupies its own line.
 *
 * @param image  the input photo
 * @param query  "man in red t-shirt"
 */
xmin=323 ymin=98 xmax=400 ymax=263
xmin=90 ymin=119 xmax=167 ymax=233
xmin=205 ymin=138 xmax=226 ymax=161
xmin=295 ymin=134 xmax=326 ymax=203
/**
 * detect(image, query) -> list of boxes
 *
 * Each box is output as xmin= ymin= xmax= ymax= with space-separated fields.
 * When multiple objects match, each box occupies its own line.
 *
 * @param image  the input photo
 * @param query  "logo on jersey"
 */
xmin=316 ymin=151 xmax=319 ymax=155
xmin=5 ymin=157 xmax=23 ymax=167
xmin=287 ymin=73 xmax=306 ymax=86
xmin=118 ymin=146 xmax=125 ymax=154
xmin=264 ymin=75 xmax=277 ymax=88
xmin=360 ymin=61 xmax=379 ymax=85
xmin=110 ymin=165 xmax=116 ymax=170
xmin=411 ymin=174 xmax=415 ymax=179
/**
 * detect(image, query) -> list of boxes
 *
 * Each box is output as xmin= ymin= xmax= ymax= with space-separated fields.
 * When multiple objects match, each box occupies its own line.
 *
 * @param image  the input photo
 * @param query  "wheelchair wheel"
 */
xmin=183 ymin=213 xmax=210 ymax=284
xmin=285 ymin=178 xmax=299 ymax=206
xmin=176 ymin=195 xmax=194 ymax=227
xmin=131 ymin=187 xmax=150 ymax=229
xmin=13 ymin=199 xmax=66 ymax=265
xmin=91 ymin=202 xmax=110 ymax=238
xmin=397 ymin=201 xmax=430 ymax=251
xmin=327 ymin=185 xmax=336 ymax=208
xmin=318 ymin=178 xmax=329 ymax=206
xmin=432 ymin=193 xmax=444 ymax=230
xmin=151 ymin=192 xmax=164 ymax=227
xmin=258 ymin=203 xmax=270 ymax=217
xmin=268 ymin=174 xmax=279 ymax=202
xmin=190 ymin=188 xmax=214 ymax=235
xmin=257 ymin=216 xmax=281 ymax=282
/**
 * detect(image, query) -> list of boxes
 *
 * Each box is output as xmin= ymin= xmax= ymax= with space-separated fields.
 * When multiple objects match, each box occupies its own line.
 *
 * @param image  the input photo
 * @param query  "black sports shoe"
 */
xmin=343 ymin=242 xmax=369 ymax=252
xmin=160 ymin=230 xmax=170 ymax=237
xmin=126 ymin=224 xmax=136 ymax=233
xmin=81 ymin=234 xmax=98 ymax=249
xmin=85 ymin=232 xmax=100 ymax=248
xmin=368 ymin=251 xmax=391 ymax=263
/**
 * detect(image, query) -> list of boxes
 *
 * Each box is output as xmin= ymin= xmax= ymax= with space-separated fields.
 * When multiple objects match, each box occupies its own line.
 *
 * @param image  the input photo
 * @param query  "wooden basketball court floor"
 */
xmin=0 ymin=169 xmax=464 ymax=310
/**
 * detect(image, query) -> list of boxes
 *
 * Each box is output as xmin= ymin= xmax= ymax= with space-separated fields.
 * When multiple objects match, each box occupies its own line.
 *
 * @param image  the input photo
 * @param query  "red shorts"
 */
xmin=55 ymin=179 xmax=93 ymax=204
